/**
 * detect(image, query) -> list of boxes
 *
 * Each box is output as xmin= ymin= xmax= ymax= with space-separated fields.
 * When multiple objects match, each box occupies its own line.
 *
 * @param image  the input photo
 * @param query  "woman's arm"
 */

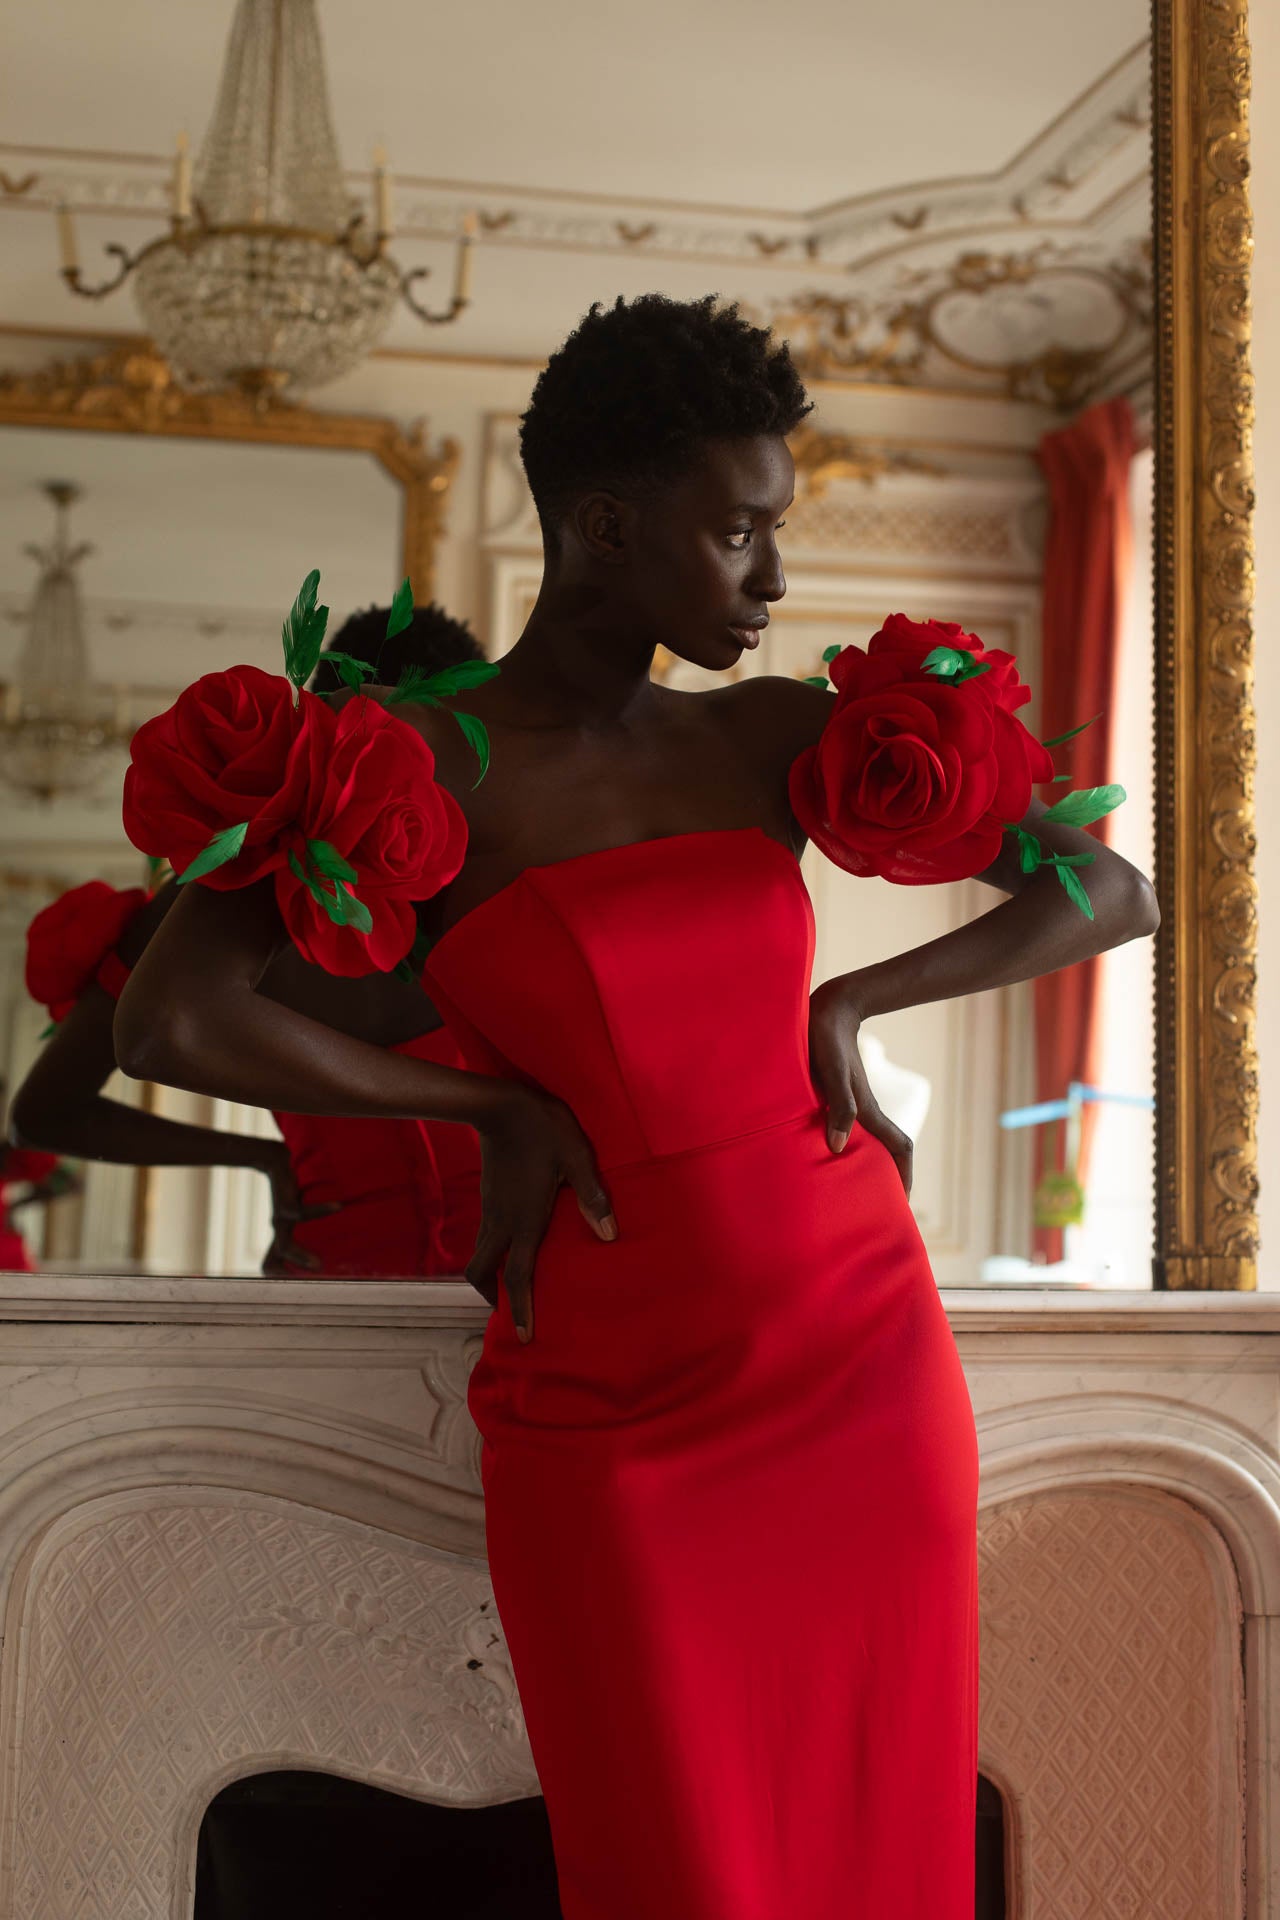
xmin=9 ymin=886 xmax=326 ymax=1266
xmin=808 ymin=797 xmax=1160 ymax=1173
xmin=114 ymin=880 xmax=617 ymax=1337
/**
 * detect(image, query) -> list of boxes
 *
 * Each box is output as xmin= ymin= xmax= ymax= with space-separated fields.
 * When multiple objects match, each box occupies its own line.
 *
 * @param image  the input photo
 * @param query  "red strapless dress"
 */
xmin=275 ymin=1028 xmax=481 ymax=1276
xmin=425 ymin=828 xmax=979 ymax=1920
xmin=0 ymin=1148 xmax=60 ymax=1273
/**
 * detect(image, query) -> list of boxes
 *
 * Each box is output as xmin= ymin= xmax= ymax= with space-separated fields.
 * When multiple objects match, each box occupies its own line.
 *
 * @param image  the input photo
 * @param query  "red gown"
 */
xmin=0 ymin=1148 xmax=60 ymax=1273
xmin=425 ymin=827 xmax=979 ymax=1920
xmin=274 ymin=1028 xmax=481 ymax=1277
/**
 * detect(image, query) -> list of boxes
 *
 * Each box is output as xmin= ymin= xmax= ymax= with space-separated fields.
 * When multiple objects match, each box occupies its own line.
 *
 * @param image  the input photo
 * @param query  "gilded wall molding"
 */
xmin=1152 ymin=0 xmax=1258 ymax=1288
xmin=0 ymin=343 xmax=459 ymax=599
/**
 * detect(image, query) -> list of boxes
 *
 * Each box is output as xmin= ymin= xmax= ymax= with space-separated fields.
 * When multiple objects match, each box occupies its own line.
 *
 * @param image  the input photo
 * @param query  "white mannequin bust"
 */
xmin=858 ymin=1028 xmax=932 ymax=1142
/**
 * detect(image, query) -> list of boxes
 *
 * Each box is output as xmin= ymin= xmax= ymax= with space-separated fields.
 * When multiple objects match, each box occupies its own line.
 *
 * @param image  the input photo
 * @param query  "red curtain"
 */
xmin=1032 ymin=397 xmax=1135 ymax=1263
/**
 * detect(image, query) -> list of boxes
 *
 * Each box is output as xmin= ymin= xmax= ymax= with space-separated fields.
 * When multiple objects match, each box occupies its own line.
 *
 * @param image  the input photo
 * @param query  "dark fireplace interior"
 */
xmin=195 ymin=1768 xmax=1009 ymax=1918
xmin=194 ymin=1774 xmax=563 ymax=1920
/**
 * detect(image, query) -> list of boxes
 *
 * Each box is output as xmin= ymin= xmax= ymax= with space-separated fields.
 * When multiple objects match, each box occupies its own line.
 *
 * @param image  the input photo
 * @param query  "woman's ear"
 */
xmin=573 ymin=492 xmax=629 ymax=564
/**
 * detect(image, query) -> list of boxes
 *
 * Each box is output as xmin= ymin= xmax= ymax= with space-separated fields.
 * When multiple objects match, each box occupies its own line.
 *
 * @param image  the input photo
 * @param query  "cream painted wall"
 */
xmin=1250 ymin=7 xmax=1279 ymax=1289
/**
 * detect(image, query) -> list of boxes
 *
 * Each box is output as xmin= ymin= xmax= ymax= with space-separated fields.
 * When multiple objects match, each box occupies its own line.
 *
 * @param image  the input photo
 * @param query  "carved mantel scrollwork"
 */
xmin=0 ymin=342 xmax=459 ymax=600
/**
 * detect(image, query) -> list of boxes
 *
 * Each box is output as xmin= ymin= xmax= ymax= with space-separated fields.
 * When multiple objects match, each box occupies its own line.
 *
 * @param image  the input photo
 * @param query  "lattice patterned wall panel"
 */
xmin=978 ymin=1488 xmax=1244 ymax=1920
xmin=8 ymin=1496 xmax=539 ymax=1920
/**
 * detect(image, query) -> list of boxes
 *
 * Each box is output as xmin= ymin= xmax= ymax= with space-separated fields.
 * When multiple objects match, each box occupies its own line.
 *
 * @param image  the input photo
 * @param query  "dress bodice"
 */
xmin=423 ymin=828 xmax=818 ymax=1171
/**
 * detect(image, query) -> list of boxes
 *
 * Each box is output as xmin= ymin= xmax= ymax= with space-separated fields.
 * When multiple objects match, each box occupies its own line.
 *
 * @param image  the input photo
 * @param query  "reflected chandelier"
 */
xmin=0 ymin=485 xmax=133 ymax=806
xmin=53 ymin=0 xmax=476 ymax=396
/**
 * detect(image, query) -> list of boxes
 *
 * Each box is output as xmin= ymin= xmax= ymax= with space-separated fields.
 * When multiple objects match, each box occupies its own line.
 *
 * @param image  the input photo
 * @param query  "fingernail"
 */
xmin=599 ymin=1214 xmax=618 ymax=1242
xmin=829 ymin=1129 xmax=849 ymax=1154
xmin=516 ymin=1323 xmax=532 ymax=1344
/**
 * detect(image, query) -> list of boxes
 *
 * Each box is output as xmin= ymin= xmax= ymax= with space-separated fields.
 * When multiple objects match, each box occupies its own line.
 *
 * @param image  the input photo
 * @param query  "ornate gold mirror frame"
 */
xmin=0 ymin=342 xmax=459 ymax=598
xmin=1153 ymin=0 xmax=1257 ymax=1287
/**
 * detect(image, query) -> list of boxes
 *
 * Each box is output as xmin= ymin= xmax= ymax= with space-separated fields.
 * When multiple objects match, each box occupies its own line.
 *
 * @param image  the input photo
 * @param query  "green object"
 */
xmin=322 ymin=651 xmax=376 ymax=692
xmin=287 ymin=850 xmax=372 ymax=933
xmin=1055 ymin=864 xmax=1095 ymax=920
xmin=38 ymin=1020 xmax=58 ymax=1042
xmin=281 ymin=569 xmax=330 ymax=693
xmin=822 ymin=644 xmax=842 ymax=664
xmin=178 ymin=820 xmax=249 ymax=884
xmin=385 ymin=576 xmax=414 ymax=641
xmin=389 ymin=660 xmax=500 ymax=703
xmin=1041 ymin=783 xmax=1126 ymax=828
xmin=451 ymin=708 xmax=492 ymax=786
xmin=802 ymin=675 xmax=829 ymax=689
xmin=1033 ymin=1166 xmax=1086 ymax=1229
xmin=304 ymin=838 xmax=358 ymax=884
xmin=921 ymin=644 xmax=991 ymax=683
xmin=1042 ymin=714 xmax=1100 ymax=749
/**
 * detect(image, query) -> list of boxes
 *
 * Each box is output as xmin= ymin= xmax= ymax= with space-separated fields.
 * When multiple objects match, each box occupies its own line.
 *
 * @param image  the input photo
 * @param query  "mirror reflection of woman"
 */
xmin=10 ymin=604 xmax=483 ymax=1279
xmin=116 ymin=296 xmax=1159 ymax=1918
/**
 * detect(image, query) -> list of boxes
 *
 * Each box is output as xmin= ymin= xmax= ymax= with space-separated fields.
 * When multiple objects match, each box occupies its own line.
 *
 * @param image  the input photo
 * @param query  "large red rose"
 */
xmin=25 ymin=881 xmax=148 ymax=1021
xmin=122 ymin=667 xmax=335 ymax=886
xmin=790 ymin=614 xmax=1054 ymax=884
xmin=274 ymin=698 xmax=468 ymax=976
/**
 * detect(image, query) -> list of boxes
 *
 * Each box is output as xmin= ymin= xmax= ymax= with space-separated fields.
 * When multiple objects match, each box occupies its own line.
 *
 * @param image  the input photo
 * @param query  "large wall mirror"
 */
xmin=0 ymin=0 xmax=1255 ymax=1290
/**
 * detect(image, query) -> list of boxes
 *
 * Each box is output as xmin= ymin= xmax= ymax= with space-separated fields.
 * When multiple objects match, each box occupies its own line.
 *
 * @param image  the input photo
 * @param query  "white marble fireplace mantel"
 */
xmin=0 ymin=1277 xmax=1274 ymax=1920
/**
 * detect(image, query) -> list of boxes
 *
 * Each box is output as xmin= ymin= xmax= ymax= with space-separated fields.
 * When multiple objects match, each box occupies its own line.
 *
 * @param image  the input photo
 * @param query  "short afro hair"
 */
xmin=309 ymin=601 xmax=482 ymax=694
xmin=519 ymin=294 xmax=811 ymax=530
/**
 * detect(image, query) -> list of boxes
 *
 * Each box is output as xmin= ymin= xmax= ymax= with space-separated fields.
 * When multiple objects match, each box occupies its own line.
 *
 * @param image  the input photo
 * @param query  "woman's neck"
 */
xmin=494 ymin=580 xmax=659 ymax=730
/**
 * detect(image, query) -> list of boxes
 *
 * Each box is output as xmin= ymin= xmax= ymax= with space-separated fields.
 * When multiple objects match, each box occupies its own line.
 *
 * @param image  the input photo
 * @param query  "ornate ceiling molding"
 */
xmin=0 ymin=45 xmax=1148 ymax=279
xmin=763 ymin=237 xmax=1152 ymax=411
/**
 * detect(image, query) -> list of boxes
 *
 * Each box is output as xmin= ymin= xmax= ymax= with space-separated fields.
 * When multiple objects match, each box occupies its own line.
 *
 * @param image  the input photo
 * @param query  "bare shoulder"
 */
xmin=713 ymin=673 xmax=834 ymax=773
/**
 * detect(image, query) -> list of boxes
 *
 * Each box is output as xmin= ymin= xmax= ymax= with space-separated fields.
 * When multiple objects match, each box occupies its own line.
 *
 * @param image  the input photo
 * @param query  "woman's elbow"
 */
xmin=1103 ymin=867 xmax=1161 ymax=945
xmin=113 ymin=988 xmax=189 ymax=1084
xmin=8 ymin=1080 xmax=57 ymax=1151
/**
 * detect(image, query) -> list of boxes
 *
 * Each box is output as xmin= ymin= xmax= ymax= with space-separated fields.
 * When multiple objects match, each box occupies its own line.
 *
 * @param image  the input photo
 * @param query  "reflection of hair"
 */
xmin=519 ymin=294 xmax=811 ymax=532
xmin=310 ymin=602 xmax=482 ymax=694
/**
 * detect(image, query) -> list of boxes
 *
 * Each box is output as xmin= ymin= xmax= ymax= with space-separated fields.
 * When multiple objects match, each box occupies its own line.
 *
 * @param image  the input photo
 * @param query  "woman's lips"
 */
xmin=728 ymin=624 xmax=764 ymax=650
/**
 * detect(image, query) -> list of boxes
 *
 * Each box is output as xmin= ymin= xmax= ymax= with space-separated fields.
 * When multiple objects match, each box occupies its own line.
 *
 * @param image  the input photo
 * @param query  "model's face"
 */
xmin=622 ymin=434 xmax=795 ymax=671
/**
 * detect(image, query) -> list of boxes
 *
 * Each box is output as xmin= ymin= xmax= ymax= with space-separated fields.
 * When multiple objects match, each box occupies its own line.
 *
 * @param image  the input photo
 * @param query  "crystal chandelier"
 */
xmin=53 ymin=0 xmax=476 ymax=396
xmin=0 ymin=485 xmax=132 ymax=805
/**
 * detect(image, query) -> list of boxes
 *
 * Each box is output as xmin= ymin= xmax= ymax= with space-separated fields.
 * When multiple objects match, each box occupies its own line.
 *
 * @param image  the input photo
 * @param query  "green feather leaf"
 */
xmin=1056 ymin=863 xmax=1096 ymax=920
xmin=38 ymin=1020 xmax=58 ymax=1041
xmin=385 ymin=576 xmax=414 ymax=641
xmin=1041 ymin=783 xmax=1127 ymax=829
xmin=386 ymin=666 xmax=444 ymax=707
xmin=1047 ymin=850 xmax=1098 ymax=870
xmin=333 ymin=880 xmax=373 ymax=934
xmin=281 ymin=569 xmax=330 ymax=690
xmin=392 ymin=959 xmax=417 ymax=984
xmin=177 ymin=820 xmax=249 ymax=885
xmin=821 ymin=644 xmax=842 ymax=664
xmin=412 ymin=660 xmax=501 ymax=699
xmin=322 ymin=651 xmax=376 ymax=692
xmin=922 ymin=645 xmax=991 ymax=684
xmin=1042 ymin=713 xmax=1101 ymax=749
xmin=452 ymin=708 xmax=491 ymax=785
xmin=305 ymin=838 xmax=358 ymax=884
xmin=1015 ymin=828 xmax=1044 ymax=875
xmin=802 ymin=675 xmax=829 ymax=689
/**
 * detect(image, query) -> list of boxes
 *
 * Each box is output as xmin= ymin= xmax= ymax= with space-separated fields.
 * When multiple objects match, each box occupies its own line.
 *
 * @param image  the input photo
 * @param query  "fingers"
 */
xmin=563 ymin=1139 xmax=618 ymax=1243
xmin=501 ymin=1242 xmax=538 ymax=1346
xmin=825 ymin=1088 xmax=858 ymax=1155
xmin=465 ymin=1226 xmax=506 ymax=1315
xmin=859 ymin=1103 xmax=915 ymax=1198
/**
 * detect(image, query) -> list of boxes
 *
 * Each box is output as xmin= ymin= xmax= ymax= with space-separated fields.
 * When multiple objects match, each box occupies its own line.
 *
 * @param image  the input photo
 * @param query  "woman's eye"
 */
xmin=727 ymin=530 xmax=752 ymax=549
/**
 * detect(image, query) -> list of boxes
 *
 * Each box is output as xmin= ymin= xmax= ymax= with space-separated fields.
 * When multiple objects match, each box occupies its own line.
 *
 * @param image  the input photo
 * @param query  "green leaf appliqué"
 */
xmin=385 ymin=576 xmax=415 ymax=641
xmin=822 ymin=644 xmax=842 ymax=664
xmin=921 ymin=645 xmax=991 ymax=683
xmin=1042 ymin=714 xmax=1100 ymax=750
xmin=281 ymin=569 xmax=330 ymax=694
xmin=452 ymin=708 xmax=491 ymax=785
xmin=178 ymin=820 xmax=250 ymax=885
xmin=1055 ymin=864 xmax=1095 ymax=920
xmin=1041 ymin=784 xmax=1127 ymax=829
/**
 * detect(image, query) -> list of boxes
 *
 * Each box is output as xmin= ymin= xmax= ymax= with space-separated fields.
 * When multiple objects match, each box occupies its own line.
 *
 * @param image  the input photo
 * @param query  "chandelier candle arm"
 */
xmin=48 ymin=0 xmax=473 ymax=392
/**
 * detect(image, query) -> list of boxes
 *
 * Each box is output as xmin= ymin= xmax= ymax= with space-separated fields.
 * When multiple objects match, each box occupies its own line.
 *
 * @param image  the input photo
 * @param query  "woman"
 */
xmin=12 ymin=603 xmax=483 ymax=1278
xmin=116 ymin=295 xmax=1159 ymax=1918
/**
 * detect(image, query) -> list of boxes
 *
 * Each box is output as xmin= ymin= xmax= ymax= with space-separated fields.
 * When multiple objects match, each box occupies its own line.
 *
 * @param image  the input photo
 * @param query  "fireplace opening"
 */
xmin=194 ymin=1772 xmax=563 ymax=1920
xmin=975 ymin=1773 xmax=1008 ymax=1920
xmin=195 ymin=1765 xmax=1008 ymax=1918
